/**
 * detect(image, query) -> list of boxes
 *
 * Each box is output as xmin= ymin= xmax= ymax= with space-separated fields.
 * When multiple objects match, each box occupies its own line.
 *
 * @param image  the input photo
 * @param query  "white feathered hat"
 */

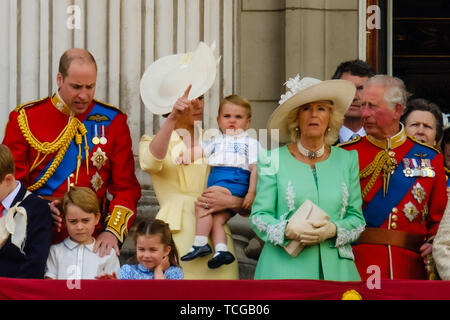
xmin=140 ymin=42 xmax=220 ymax=115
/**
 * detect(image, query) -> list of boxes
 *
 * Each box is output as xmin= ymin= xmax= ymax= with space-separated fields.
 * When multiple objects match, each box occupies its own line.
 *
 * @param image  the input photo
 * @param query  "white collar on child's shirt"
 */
xmin=63 ymin=237 xmax=96 ymax=251
xmin=221 ymin=130 xmax=249 ymax=139
xmin=1 ymin=181 xmax=21 ymax=214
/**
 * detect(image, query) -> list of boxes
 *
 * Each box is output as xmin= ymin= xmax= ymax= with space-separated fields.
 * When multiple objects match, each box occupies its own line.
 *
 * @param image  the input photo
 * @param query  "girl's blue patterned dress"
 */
xmin=119 ymin=263 xmax=184 ymax=279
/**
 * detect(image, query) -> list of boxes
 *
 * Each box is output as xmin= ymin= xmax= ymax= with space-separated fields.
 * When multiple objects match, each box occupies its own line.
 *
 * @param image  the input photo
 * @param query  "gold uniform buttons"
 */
xmin=113 ymin=211 xmax=122 ymax=226
xmin=391 ymin=208 xmax=399 ymax=228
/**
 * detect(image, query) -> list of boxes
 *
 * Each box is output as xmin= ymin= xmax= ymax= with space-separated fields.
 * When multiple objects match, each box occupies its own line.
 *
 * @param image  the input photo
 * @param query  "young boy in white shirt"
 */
xmin=45 ymin=186 xmax=120 ymax=279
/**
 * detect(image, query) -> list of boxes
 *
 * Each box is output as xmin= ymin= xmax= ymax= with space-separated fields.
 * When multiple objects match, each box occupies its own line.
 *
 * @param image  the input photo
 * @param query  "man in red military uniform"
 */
xmin=2 ymin=48 xmax=141 ymax=257
xmin=342 ymin=75 xmax=447 ymax=280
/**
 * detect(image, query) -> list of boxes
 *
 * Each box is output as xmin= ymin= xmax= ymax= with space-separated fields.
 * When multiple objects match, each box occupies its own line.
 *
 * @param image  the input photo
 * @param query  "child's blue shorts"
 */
xmin=207 ymin=166 xmax=250 ymax=197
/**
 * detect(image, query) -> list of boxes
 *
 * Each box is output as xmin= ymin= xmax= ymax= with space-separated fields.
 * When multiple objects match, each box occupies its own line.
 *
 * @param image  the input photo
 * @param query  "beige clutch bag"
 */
xmin=284 ymin=199 xmax=330 ymax=257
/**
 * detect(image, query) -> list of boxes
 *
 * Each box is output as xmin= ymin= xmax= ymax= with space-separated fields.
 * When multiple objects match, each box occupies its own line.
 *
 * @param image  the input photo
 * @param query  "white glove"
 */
xmin=285 ymin=219 xmax=314 ymax=240
xmin=299 ymin=220 xmax=336 ymax=245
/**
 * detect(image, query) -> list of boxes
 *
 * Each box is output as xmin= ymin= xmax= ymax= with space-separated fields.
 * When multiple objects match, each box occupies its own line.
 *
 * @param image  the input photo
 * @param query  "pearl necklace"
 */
xmin=297 ymin=140 xmax=324 ymax=159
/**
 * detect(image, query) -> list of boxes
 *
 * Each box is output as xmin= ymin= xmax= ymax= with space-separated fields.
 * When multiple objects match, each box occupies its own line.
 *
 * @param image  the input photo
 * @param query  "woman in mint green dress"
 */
xmin=250 ymin=75 xmax=366 ymax=281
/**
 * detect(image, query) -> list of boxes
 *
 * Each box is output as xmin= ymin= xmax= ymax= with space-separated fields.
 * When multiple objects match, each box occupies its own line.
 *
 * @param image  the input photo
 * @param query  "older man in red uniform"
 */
xmin=2 ymin=48 xmax=141 ymax=257
xmin=342 ymin=75 xmax=447 ymax=280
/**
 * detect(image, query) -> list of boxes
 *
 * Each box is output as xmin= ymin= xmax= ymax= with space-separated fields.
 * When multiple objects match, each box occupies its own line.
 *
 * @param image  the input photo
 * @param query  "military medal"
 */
xmin=99 ymin=125 xmax=107 ymax=145
xmin=410 ymin=159 xmax=418 ymax=176
xmin=403 ymin=201 xmax=419 ymax=222
xmin=421 ymin=159 xmax=435 ymax=177
xmin=403 ymin=159 xmax=413 ymax=177
xmin=404 ymin=168 xmax=413 ymax=177
xmin=411 ymin=159 xmax=422 ymax=177
xmin=91 ymin=147 xmax=108 ymax=170
xmin=90 ymin=172 xmax=104 ymax=192
xmin=92 ymin=125 xmax=100 ymax=145
xmin=412 ymin=182 xmax=426 ymax=204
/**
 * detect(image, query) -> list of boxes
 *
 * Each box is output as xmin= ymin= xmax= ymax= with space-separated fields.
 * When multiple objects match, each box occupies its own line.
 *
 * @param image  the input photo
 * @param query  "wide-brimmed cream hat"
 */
xmin=267 ymin=74 xmax=356 ymax=143
xmin=140 ymin=42 xmax=220 ymax=115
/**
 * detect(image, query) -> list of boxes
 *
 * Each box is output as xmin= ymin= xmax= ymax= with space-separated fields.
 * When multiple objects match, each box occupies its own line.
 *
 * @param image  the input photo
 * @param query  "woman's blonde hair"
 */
xmin=285 ymin=100 xmax=345 ymax=145
xmin=218 ymin=94 xmax=252 ymax=118
xmin=61 ymin=186 xmax=100 ymax=217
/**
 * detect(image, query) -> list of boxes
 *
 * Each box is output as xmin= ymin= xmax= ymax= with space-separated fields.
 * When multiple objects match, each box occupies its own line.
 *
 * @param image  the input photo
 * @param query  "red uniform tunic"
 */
xmin=342 ymin=127 xmax=447 ymax=280
xmin=2 ymin=93 xmax=141 ymax=244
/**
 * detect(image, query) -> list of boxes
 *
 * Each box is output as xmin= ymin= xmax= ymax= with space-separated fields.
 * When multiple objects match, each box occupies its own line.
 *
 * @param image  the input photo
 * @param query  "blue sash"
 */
xmin=363 ymin=143 xmax=437 ymax=227
xmin=34 ymin=103 xmax=118 ymax=196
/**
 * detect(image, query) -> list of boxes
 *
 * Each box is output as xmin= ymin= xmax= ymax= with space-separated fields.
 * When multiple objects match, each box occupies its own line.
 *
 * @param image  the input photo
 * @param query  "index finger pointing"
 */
xmin=183 ymin=84 xmax=192 ymax=98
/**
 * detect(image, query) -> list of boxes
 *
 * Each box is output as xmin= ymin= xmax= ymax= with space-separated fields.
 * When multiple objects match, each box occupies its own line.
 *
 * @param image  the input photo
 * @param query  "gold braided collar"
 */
xmin=365 ymin=124 xmax=407 ymax=150
xmin=51 ymin=92 xmax=72 ymax=116
xmin=360 ymin=124 xmax=406 ymax=198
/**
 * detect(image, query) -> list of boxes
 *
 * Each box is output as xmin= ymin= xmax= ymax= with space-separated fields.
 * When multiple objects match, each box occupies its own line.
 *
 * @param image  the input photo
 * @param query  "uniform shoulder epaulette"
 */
xmin=94 ymin=99 xmax=124 ymax=114
xmin=13 ymin=97 xmax=49 ymax=112
xmin=336 ymin=135 xmax=362 ymax=148
xmin=408 ymin=136 xmax=440 ymax=154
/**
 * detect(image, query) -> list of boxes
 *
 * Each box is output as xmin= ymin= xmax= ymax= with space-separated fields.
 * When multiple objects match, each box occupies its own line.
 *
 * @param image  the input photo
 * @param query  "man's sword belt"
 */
xmin=356 ymin=227 xmax=425 ymax=253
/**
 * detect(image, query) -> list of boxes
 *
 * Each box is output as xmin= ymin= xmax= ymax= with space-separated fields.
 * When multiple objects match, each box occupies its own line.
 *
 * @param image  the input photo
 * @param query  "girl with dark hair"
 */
xmin=119 ymin=219 xmax=183 ymax=280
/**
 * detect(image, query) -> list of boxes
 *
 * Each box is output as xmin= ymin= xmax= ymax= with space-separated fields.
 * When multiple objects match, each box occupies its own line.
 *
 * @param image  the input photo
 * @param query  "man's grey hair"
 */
xmin=364 ymin=75 xmax=410 ymax=112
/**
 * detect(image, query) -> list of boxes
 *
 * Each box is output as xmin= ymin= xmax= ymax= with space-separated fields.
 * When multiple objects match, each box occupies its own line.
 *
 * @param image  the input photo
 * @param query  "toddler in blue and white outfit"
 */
xmin=180 ymin=95 xmax=261 ymax=269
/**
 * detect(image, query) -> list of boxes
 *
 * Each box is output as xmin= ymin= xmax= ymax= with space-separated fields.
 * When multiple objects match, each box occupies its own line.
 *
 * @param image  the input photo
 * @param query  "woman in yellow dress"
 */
xmin=138 ymin=43 xmax=239 ymax=279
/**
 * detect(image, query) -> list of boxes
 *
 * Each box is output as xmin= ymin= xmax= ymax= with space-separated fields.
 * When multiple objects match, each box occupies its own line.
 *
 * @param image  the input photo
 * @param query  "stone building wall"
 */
xmin=239 ymin=0 xmax=361 ymax=132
